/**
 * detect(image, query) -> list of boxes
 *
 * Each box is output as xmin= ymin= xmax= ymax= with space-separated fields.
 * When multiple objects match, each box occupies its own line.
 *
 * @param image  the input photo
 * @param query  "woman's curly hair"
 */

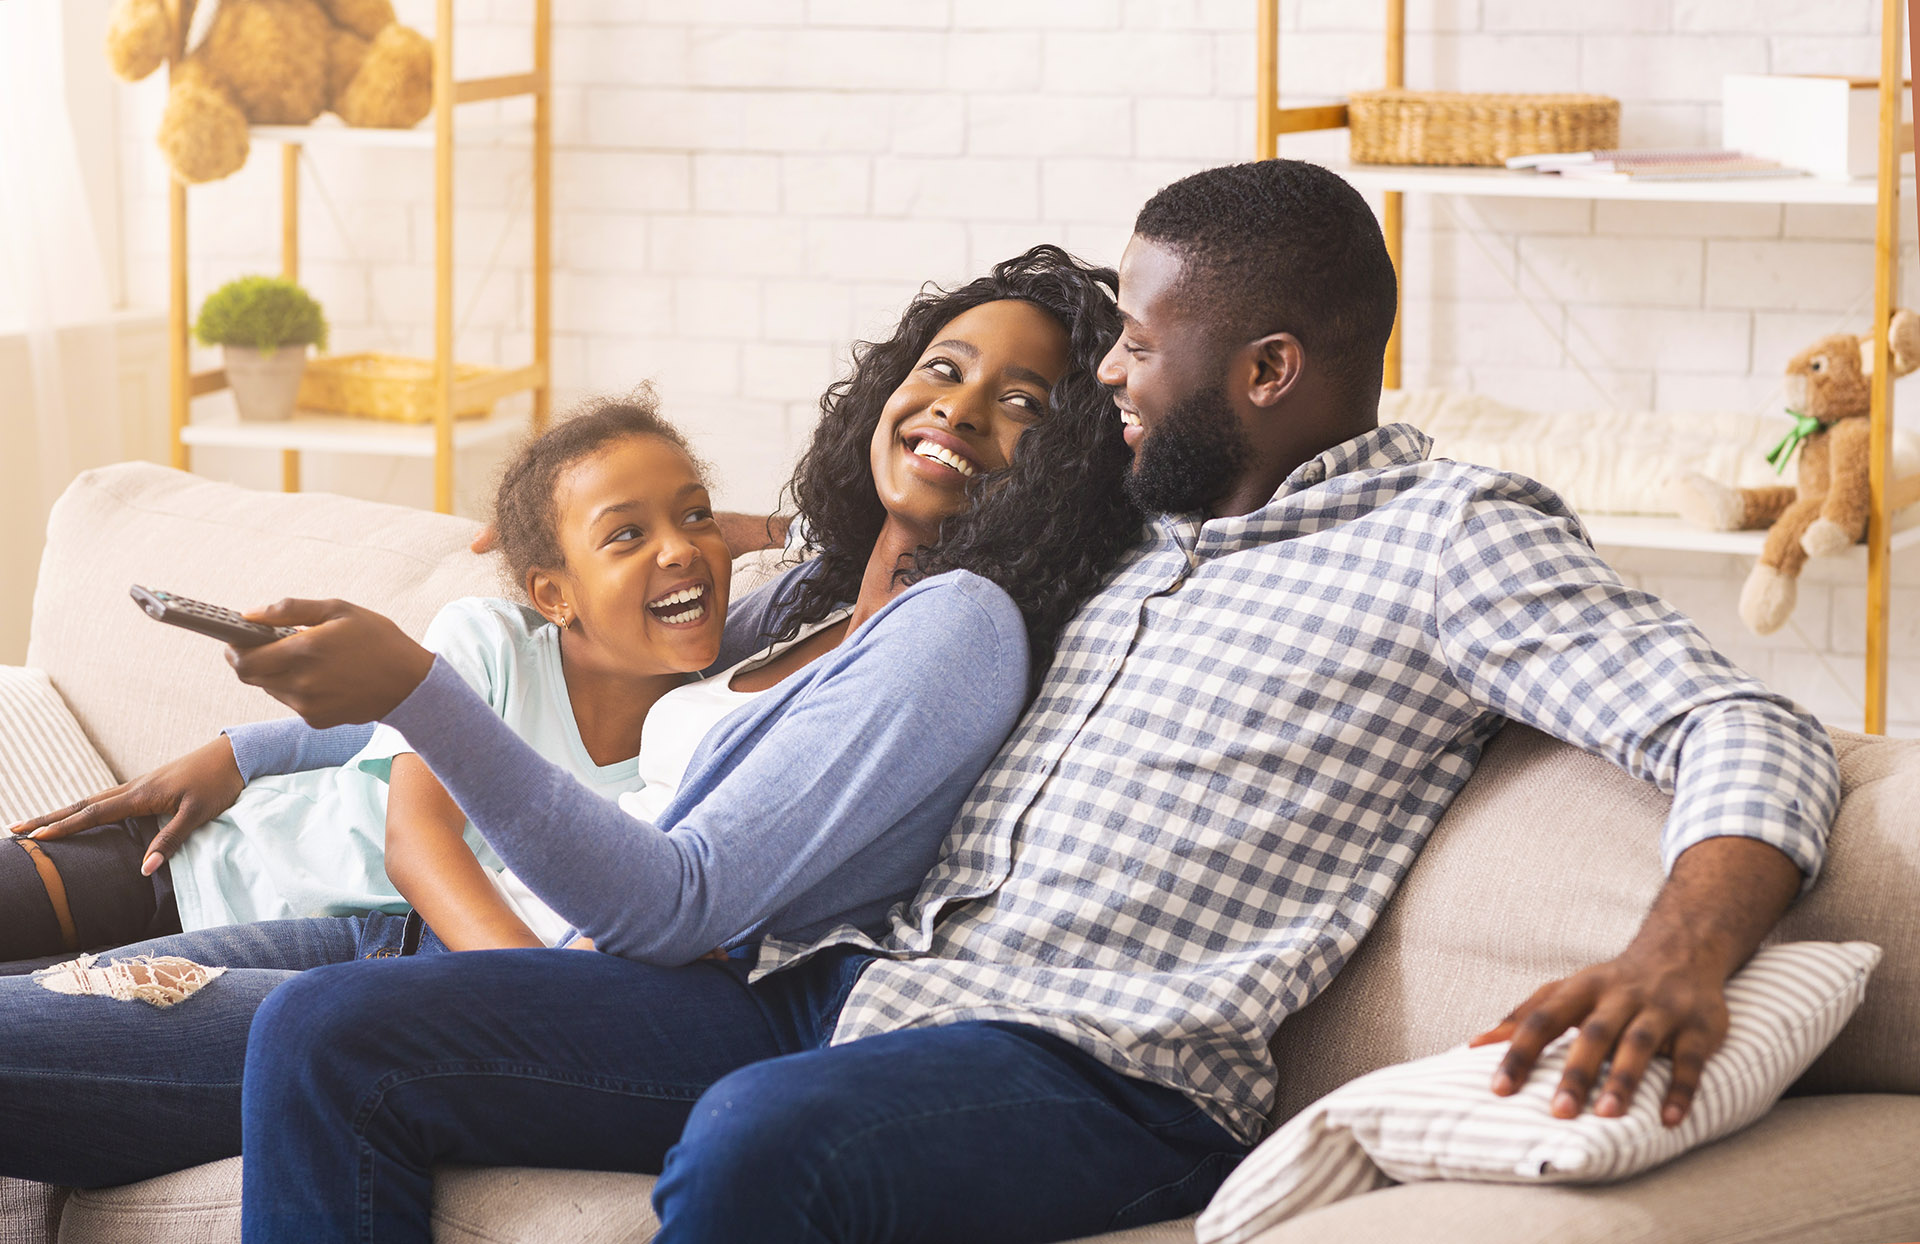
xmin=776 ymin=244 xmax=1143 ymax=676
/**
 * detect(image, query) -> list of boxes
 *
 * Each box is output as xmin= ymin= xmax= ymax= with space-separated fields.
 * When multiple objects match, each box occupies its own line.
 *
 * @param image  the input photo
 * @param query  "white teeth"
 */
xmin=912 ymin=440 xmax=977 ymax=478
xmin=651 ymin=585 xmax=704 ymax=609
xmin=657 ymin=603 xmax=706 ymax=626
xmin=1119 ymin=409 xmax=1141 ymax=427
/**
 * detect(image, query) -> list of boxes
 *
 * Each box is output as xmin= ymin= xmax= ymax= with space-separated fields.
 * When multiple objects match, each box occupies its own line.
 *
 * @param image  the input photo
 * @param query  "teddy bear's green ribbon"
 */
xmin=1766 ymin=409 xmax=1824 ymax=474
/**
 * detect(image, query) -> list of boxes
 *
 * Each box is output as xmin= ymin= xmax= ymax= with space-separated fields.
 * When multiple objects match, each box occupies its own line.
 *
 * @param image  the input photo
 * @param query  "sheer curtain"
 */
xmin=0 ymin=0 xmax=123 ymax=661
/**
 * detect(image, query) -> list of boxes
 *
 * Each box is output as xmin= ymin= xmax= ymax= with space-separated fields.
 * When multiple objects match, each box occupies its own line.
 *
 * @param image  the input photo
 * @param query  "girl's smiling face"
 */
xmin=868 ymin=298 xmax=1070 ymax=541
xmin=531 ymin=434 xmax=732 ymax=677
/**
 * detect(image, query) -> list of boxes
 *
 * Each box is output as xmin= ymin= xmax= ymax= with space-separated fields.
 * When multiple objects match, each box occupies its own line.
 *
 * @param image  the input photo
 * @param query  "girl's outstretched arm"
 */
xmin=384 ymin=753 xmax=544 ymax=952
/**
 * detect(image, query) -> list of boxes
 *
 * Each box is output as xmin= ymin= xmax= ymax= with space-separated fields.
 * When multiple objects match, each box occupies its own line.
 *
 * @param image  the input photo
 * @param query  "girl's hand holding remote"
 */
xmin=227 ymin=598 xmax=436 ymax=729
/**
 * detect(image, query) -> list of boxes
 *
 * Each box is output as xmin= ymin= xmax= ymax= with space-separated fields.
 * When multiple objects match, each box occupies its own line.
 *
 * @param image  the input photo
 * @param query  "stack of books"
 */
xmin=1505 ymin=148 xmax=1806 ymax=181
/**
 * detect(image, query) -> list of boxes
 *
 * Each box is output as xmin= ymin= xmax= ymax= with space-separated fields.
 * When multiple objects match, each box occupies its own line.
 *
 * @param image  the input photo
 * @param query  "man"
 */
xmin=227 ymin=159 xmax=1836 ymax=1241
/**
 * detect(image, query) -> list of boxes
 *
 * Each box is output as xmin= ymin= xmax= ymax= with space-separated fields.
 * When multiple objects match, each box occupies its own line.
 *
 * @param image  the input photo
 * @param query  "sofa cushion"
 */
xmin=1236 ymin=1093 xmax=1920 ymax=1244
xmin=55 ymin=1158 xmax=668 ymax=1244
xmin=1265 ymin=725 xmax=1920 ymax=1126
xmin=1773 ymin=731 xmax=1920 ymax=1099
xmin=1202 ymin=942 xmax=1880 ymax=1244
xmin=27 ymin=464 xmax=493 ymax=782
xmin=54 ymin=1157 xmax=1199 ymax=1244
xmin=0 ymin=667 xmax=115 ymax=825
xmin=0 ymin=1179 xmax=63 ymax=1244
xmin=52 ymin=1097 xmax=1920 ymax=1244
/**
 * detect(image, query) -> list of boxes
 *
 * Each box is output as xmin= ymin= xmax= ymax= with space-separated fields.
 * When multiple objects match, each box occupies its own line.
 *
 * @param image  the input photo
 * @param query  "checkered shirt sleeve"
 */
xmin=1432 ymin=483 xmax=1837 ymax=883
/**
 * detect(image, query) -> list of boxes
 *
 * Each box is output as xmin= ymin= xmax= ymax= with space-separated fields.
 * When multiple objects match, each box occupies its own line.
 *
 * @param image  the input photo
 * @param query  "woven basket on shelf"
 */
xmin=296 ymin=353 xmax=500 ymax=423
xmin=1347 ymin=90 xmax=1619 ymax=167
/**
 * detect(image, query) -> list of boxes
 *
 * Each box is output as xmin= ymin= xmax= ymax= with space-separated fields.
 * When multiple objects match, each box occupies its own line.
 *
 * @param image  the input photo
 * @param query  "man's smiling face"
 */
xmin=1097 ymin=236 xmax=1254 ymax=515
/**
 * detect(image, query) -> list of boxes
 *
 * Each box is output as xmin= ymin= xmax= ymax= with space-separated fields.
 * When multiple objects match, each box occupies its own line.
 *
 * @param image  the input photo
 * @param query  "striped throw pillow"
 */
xmin=1198 ymin=941 xmax=1881 ymax=1244
xmin=0 ymin=666 xmax=117 ymax=826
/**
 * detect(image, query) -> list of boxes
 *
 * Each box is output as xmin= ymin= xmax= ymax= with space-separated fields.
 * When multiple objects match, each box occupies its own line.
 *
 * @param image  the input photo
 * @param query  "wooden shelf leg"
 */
xmin=1383 ymin=191 xmax=1403 ymax=391
xmin=1864 ymin=0 xmax=1906 ymax=734
xmin=281 ymin=145 xmax=300 ymax=283
xmin=165 ymin=0 xmax=196 ymax=474
xmin=282 ymin=143 xmax=301 ymax=494
xmin=169 ymin=177 xmax=190 ymax=472
xmin=1257 ymin=0 xmax=1278 ymax=159
xmin=533 ymin=0 xmax=552 ymax=433
xmin=1381 ymin=0 xmax=1405 ymax=392
xmin=433 ymin=0 xmax=455 ymax=515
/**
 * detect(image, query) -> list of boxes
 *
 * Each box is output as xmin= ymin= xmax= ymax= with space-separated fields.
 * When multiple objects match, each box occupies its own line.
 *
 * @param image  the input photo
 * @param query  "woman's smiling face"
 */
xmin=868 ymin=298 xmax=1070 ymax=540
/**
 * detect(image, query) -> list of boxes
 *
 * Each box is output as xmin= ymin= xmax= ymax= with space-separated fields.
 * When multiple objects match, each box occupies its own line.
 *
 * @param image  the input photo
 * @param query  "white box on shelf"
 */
xmin=1722 ymin=74 xmax=1910 ymax=181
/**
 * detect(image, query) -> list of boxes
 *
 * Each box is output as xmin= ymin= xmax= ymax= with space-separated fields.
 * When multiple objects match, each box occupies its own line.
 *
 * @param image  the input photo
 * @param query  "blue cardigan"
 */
xmin=227 ymin=566 xmax=1029 ymax=964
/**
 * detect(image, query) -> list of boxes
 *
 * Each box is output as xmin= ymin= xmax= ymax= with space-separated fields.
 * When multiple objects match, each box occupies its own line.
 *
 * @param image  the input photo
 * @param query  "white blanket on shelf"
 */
xmin=1382 ymin=389 xmax=1920 ymax=519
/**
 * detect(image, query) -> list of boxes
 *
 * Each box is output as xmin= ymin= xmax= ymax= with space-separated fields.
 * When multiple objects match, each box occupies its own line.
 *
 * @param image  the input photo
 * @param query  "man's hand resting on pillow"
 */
xmin=227 ymin=599 xmax=435 ymax=729
xmin=1468 ymin=835 xmax=1805 ymax=1128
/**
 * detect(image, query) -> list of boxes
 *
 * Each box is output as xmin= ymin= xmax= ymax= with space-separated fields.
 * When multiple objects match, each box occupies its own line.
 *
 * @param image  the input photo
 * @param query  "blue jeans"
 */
xmin=0 ymin=913 xmax=424 ymax=1186
xmin=241 ymin=946 xmax=1246 ymax=1244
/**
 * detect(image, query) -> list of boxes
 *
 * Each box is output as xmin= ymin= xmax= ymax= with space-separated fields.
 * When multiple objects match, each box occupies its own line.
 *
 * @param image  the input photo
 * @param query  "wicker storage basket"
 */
xmin=1348 ymin=90 xmax=1619 ymax=166
xmin=296 ymin=353 xmax=500 ymax=423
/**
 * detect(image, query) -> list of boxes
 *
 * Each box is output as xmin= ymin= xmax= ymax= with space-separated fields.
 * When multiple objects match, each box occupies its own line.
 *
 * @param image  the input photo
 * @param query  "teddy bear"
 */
xmin=1671 ymin=308 xmax=1920 ymax=635
xmin=105 ymin=0 xmax=433 ymax=185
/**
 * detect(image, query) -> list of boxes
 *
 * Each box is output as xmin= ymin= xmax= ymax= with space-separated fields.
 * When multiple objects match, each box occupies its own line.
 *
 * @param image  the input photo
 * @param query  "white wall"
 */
xmin=107 ymin=0 xmax=1917 ymax=732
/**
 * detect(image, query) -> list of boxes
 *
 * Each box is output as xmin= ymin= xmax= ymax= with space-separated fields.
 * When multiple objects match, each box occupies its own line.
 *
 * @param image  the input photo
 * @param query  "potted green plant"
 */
xmin=193 ymin=276 xmax=328 ymax=421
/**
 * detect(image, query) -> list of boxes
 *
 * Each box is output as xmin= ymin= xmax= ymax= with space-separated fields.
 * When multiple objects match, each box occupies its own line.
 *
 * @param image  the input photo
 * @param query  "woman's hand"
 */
xmin=227 ymin=599 xmax=436 ymax=729
xmin=6 ymin=735 xmax=244 ymax=876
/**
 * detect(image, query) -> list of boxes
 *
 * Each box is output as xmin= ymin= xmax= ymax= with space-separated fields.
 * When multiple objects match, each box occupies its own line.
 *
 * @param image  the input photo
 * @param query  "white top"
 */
xmin=619 ymin=609 xmax=852 ymax=825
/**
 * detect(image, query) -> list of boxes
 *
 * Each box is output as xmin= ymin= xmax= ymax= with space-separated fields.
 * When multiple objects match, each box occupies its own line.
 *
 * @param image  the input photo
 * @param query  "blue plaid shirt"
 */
xmin=759 ymin=423 xmax=1838 ymax=1144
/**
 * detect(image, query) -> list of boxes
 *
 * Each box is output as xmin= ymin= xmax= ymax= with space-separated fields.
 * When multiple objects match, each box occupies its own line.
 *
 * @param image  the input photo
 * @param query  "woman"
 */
xmin=0 ymin=246 xmax=1142 ymax=1197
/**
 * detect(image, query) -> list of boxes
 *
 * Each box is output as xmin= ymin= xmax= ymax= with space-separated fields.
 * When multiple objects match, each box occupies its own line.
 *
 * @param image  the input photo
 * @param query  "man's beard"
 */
xmin=1121 ymin=383 xmax=1251 ymax=515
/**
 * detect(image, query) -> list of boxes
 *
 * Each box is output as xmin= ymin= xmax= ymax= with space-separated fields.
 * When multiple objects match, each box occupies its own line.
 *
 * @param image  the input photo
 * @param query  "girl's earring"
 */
xmin=558 ymin=609 xmax=572 ymax=630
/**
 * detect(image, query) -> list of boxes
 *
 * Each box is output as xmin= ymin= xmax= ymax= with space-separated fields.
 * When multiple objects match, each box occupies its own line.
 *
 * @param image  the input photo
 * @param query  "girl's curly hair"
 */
xmin=491 ymin=387 xmax=707 ymax=600
xmin=777 ymin=244 xmax=1143 ymax=675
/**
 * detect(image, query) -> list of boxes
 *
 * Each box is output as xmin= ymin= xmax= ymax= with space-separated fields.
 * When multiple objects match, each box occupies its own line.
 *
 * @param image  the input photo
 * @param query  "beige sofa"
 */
xmin=3 ymin=462 xmax=1917 ymax=1244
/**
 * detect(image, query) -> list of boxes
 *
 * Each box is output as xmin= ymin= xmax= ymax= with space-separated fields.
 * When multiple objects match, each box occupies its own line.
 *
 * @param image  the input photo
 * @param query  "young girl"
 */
xmin=0 ymin=396 xmax=751 ymax=961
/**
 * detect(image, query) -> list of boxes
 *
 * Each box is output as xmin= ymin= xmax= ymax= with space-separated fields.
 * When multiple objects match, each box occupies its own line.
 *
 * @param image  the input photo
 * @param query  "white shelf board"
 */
xmin=1333 ymin=161 xmax=1909 ymax=206
xmin=250 ymin=120 xmax=526 ymax=149
xmin=181 ymin=410 xmax=527 ymax=457
xmin=1583 ymin=513 xmax=1920 ymax=556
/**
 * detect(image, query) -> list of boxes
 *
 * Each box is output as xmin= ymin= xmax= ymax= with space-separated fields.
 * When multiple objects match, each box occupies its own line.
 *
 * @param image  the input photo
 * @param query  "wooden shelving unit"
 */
xmin=1257 ymin=0 xmax=1915 ymax=733
xmin=164 ymin=0 xmax=551 ymax=514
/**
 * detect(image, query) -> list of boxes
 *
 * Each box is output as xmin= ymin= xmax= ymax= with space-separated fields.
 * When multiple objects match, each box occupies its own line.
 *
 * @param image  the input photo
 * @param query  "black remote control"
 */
xmin=129 ymin=585 xmax=299 ymax=648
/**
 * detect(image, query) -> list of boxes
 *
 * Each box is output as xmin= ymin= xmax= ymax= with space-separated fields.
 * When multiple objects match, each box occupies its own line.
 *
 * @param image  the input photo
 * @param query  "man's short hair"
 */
xmin=1134 ymin=160 xmax=1398 ymax=412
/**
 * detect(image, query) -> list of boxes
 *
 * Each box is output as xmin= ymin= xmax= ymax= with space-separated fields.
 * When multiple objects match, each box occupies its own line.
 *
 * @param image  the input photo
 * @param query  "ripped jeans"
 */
xmin=0 ymin=914 xmax=434 ymax=1187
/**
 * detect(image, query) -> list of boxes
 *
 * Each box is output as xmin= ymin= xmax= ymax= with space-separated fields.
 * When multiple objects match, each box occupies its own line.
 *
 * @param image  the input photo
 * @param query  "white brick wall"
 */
xmin=111 ymin=0 xmax=1917 ymax=733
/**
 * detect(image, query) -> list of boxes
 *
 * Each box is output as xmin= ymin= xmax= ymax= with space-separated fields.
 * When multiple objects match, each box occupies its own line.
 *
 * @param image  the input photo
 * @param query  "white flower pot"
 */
xmin=222 ymin=345 xmax=307 ymax=421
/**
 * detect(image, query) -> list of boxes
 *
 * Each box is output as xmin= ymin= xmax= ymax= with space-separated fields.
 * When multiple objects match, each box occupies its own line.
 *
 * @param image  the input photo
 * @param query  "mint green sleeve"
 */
xmin=351 ymin=599 xmax=512 ymax=783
